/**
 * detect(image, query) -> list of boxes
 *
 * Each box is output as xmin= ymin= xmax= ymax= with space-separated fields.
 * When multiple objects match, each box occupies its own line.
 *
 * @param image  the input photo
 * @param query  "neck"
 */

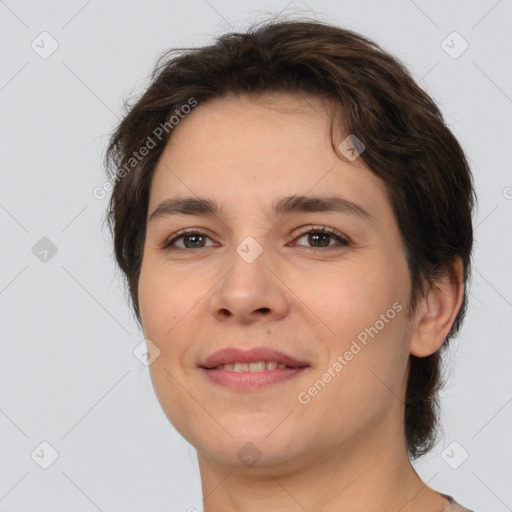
xmin=196 ymin=402 xmax=447 ymax=512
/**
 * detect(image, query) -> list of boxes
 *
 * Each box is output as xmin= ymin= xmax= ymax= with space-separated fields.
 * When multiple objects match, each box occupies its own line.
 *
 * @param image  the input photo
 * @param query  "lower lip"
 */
xmin=200 ymin=367 xmax=308 ymax=391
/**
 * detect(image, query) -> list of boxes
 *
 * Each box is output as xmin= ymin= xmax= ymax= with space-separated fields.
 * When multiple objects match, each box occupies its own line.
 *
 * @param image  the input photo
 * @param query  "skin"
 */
xmin=138 ymin=92 xmax=464 ymax=511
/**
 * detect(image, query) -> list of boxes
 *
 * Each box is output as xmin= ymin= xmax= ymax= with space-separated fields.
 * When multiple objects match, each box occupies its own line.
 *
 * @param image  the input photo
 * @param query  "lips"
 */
xmin=199 ymin=347 xmax=310 ymax=369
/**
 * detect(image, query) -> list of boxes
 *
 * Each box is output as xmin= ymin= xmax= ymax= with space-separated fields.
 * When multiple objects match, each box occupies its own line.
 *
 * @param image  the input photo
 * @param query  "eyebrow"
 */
xmin=147 ymin=194 xmax=375 ymax=225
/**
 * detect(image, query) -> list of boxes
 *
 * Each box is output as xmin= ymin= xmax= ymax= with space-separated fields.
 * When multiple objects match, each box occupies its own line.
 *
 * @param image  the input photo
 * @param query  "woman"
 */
xmin=103 ymin=18 xmax=476 ymax=511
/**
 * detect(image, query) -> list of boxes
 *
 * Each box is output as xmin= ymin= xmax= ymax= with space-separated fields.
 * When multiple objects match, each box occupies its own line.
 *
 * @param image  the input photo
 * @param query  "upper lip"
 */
xmin=199 ymin=347 xmax=310 ymax=369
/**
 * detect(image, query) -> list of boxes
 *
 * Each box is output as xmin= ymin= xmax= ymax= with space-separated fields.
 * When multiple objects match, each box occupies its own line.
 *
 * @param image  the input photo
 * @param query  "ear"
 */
xmin=409 ymin=257 xmax=465 ymax=357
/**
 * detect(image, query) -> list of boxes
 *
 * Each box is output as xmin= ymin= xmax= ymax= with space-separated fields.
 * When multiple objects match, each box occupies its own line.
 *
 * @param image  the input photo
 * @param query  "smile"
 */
xmin=200 ymin=365 xmax=309 ymax=391
xmin=211 ymin=361 xmax=290 ymax=371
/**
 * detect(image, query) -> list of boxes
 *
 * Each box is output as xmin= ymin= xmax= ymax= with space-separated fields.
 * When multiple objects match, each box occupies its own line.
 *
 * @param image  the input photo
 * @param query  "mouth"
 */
xmin=198 ymin=347 xmax=311 ymax=391
xmin=199 ymin=346 xmax=310 ymax=371
xmin=207 ymin=361 xmax=300 ymax=371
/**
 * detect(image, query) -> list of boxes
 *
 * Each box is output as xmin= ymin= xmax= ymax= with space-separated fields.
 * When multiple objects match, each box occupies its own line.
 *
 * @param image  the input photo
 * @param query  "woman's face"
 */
xmin=138 ymin=92 xmax=415 ymax=471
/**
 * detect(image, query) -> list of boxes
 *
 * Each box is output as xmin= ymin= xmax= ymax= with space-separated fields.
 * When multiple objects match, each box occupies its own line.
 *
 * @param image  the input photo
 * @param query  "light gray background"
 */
xmin=1 ymin=1 xmax=511 ymax=511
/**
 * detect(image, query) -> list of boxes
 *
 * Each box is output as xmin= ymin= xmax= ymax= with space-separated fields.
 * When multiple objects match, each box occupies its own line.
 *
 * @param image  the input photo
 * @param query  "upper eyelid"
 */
xmin=166 ymin=225 xmax=345 ymax=239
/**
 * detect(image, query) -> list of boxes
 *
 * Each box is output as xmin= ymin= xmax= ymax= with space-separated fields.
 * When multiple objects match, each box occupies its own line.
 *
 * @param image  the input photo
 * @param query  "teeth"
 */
xmin=214 ymin=361 xmax=290 ymax=371
xmin=248 ymin=361 xmax=266 ymax=372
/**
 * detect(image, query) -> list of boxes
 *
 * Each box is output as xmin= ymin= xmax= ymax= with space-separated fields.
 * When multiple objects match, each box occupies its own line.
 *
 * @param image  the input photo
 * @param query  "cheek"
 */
xmin=138 ymin=266 xmax=200 ymax=436
xmin=306 ymin=259 xmax=409 ymax=381
xmin=138 ymin=262 xmax=210 ymax=381
xmin=298 ymin=259 xmax=396 ymax=331
xmin=138 ymin=262 xmax=194 ymax=338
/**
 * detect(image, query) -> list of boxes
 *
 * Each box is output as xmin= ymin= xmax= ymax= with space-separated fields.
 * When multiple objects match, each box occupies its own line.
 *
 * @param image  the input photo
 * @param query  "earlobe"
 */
xmin=409 ymin=257 xmax=465 ymax=358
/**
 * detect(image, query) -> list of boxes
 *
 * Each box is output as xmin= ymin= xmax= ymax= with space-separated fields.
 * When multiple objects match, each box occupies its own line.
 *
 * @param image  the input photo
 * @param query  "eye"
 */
xmin=162 ymin=230 xmax=216 ymax=250
xmin=162 ymin=226 xmax=351 ymax=251
xmin=291 ymin=225 xmax=350 ymax=250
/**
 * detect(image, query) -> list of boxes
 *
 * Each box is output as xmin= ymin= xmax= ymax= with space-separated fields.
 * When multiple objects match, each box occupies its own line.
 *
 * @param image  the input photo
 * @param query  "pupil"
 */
xmin=185 ymin=234 xmax=204 ymax=248
xmin=309 ymin=233 xmax=329 ymax=247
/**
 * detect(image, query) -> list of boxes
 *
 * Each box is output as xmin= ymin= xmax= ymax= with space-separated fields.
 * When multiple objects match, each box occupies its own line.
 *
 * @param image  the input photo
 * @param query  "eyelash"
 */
xmin=162 ymin=225 xmax=351 ymax=252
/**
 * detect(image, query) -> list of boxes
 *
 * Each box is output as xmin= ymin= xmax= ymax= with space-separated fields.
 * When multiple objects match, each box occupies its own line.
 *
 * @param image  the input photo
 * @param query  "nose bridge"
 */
xmin=235 ymin=235 xmax=266 ymax=266
xmin=226 ymin=235 xmax=272 ymax=301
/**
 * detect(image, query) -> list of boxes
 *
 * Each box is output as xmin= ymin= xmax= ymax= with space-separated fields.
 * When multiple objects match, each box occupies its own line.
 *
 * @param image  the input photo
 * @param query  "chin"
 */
xmin=191 ymin=420 xmax=303 ymax=468
xmin=195 ymin=438 xmax=304 ymax=473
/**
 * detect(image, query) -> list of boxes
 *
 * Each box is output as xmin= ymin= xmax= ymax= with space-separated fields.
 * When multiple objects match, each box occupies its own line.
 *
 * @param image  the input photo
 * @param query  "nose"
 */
xmin=208 ymin=246 xmax=290 ymax=324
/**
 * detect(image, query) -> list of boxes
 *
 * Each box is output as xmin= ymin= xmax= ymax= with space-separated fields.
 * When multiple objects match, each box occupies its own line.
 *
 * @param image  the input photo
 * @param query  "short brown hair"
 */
xmin=103 ymin=18 xmax=476 ymax=459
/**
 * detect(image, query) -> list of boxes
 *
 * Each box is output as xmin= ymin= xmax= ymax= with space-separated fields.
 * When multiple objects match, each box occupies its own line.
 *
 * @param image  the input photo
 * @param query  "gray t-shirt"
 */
xmin=440 ymin=494 xmax=474 ymax=511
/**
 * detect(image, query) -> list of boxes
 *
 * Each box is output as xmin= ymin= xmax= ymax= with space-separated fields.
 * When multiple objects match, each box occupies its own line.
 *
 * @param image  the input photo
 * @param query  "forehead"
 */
xmin=168 ymin=91 xmax=337 ymax=155
xmin=149 ymin=92 xmax=392 ymax=224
